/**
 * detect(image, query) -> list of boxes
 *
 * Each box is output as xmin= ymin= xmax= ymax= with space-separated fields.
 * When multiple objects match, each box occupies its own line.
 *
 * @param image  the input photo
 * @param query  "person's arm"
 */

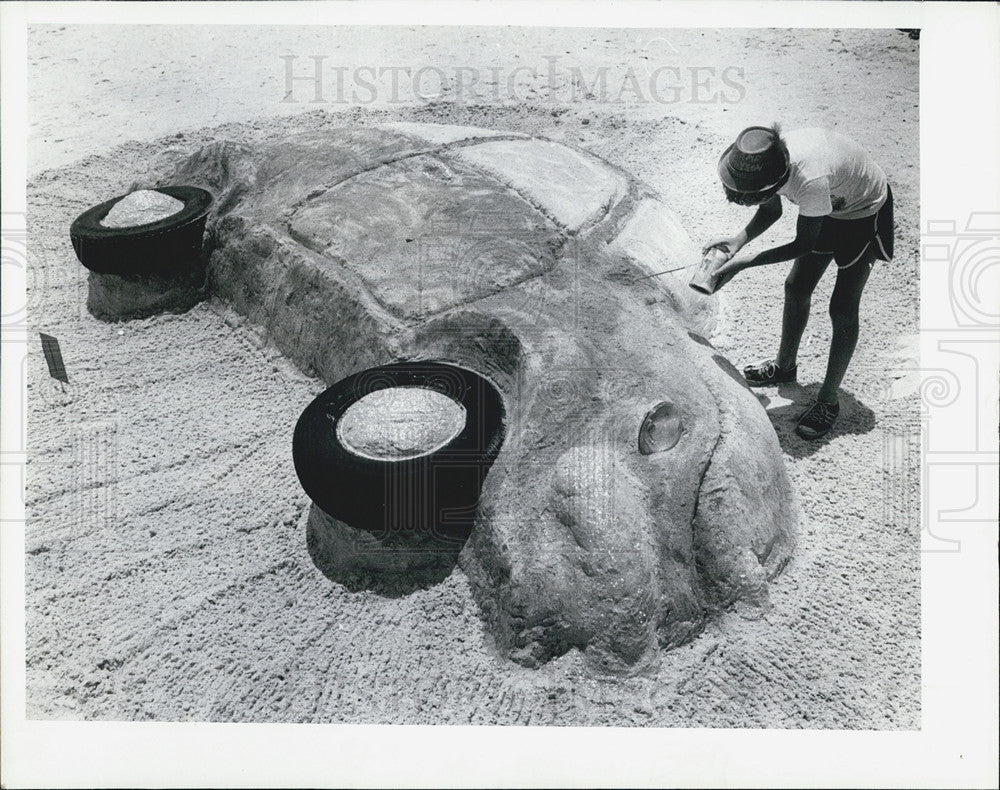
xmin=711 ymin=213 xmax=824 ymax=290
xmin=737 ymin=177 xmax=831 ymax=268
xmin=741 ymin=213 xmax=824 ymax=268
xmin=702 ymin=196 xmax=783 ymax=256
xmin=740 ymin=195 xmax=784 ymax=247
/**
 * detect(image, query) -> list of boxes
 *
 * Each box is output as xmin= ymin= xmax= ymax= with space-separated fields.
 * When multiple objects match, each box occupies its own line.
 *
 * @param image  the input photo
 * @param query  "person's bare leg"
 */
xmin=817 ymin=248 xmax=876 ymax=404
xmin=775 ymin=253 xmax=832 ymax=370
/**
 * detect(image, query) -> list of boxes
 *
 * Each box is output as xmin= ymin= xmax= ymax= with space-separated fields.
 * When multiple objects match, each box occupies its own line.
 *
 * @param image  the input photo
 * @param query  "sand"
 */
xmin=24 ymin=27 xmax=919 ymax=726
xmin=100 ymin=189 xmax=185 ymax=228
xmin=337 ymin=387 xmax=467 ymax=460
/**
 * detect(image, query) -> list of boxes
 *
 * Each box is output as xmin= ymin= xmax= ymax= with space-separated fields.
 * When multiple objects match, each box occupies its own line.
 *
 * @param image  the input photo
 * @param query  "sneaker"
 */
xmin=743 ymin=359 xmax=797 ymax=387
xmin=795 ymin=399 xmax=840 ymax=440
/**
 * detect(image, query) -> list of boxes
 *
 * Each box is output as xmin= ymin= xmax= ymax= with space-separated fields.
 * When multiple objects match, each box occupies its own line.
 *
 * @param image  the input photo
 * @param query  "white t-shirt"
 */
xmin=777 ymin=128 xmax=888 ymax=220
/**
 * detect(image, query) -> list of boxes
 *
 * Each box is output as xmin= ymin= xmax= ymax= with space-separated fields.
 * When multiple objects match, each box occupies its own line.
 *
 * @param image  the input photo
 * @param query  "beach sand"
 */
xmin=24 ymin=26 xmax=920 ymax=726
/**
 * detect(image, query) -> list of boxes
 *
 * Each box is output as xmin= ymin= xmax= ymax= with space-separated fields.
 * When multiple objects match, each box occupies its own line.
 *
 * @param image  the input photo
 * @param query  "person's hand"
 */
xmin=701 ymin=235 xmax=745 ymax=259
xmin=711 ymin=255 xmax=752 ymax=290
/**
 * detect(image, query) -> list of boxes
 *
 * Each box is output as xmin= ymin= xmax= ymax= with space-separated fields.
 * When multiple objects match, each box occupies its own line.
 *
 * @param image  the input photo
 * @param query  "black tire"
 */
xmin=70 ymin=186 xmax=213 ymax=276
xmin=293 ymin=361 xmax=506 ymax=541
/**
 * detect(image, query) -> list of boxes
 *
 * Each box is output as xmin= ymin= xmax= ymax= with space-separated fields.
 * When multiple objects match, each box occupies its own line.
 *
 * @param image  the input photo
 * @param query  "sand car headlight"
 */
xmin=638 ymin=400 xmax=683 ymax=455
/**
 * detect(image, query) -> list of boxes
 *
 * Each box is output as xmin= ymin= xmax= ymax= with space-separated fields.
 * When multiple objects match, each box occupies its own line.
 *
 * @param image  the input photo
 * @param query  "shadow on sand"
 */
xmin=305 ymin=503 xmax=469 ymax=598
xmin=755 ymin=382 xmax=877 ymax=459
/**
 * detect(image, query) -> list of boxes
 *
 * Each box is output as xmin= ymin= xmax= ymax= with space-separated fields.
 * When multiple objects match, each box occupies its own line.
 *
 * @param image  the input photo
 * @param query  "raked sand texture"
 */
xmin=25 ymin=28 xmax=920 ymax=726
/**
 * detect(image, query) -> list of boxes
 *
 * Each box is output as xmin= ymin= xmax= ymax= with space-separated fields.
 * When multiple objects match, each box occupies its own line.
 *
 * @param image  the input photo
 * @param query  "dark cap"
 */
xmin=718 ymin=126 xmax=789 ymax=195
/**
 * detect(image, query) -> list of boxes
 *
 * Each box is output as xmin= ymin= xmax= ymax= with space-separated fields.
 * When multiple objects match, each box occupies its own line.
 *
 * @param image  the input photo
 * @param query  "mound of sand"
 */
xmin=159 ymin=122 xmax=796 ymax=671
xmin=337 ymin=387 xmax=467 ymax=460
xmin=100 ymin=189 xmax=184 ymax=228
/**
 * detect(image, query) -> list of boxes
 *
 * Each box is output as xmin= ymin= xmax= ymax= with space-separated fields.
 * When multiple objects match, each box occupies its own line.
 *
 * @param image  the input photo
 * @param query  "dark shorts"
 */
xmin=813 ymin=184 xmax=894 ymax=268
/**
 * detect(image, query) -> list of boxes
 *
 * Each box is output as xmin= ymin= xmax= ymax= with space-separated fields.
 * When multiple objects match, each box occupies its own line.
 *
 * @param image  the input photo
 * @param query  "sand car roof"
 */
xmin=273 ymin=124 xmax=632 ymax=319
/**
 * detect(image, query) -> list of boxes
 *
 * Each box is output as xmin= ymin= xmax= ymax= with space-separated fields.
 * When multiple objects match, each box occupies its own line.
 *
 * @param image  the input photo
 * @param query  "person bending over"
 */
xmin=705 ymin=124 xmax=893 ymax=440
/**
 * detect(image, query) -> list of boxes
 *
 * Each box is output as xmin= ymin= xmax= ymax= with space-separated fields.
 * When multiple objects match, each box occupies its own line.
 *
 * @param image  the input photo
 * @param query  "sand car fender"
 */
xmin=69 ymin=185 xmax=213 ymax=275
xmin=292 ymin=361 xmax=506 ymax=540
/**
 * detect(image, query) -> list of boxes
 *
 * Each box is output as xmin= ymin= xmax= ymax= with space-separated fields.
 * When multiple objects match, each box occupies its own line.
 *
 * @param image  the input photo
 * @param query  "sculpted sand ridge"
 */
xmin=161 ymin=122 xmax=797 ymax=671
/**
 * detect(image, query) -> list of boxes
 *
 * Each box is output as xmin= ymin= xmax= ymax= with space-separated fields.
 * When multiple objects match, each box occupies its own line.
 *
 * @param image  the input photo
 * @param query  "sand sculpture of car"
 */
xmin=106 ymin=122 xmax=797 ymax=672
